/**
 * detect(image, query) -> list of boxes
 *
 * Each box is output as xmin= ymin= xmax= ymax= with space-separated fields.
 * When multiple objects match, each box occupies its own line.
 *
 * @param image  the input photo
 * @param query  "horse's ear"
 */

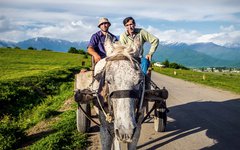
xmin=104 ymin=34 xmax=114 ymax=56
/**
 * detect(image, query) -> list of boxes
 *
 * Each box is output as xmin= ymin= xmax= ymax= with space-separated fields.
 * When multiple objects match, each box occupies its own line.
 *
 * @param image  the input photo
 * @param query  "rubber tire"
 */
xmin=76 ymin=103 xmax=91 ymax=133
xmin=154 ymin=107 xmax=167 ymax=132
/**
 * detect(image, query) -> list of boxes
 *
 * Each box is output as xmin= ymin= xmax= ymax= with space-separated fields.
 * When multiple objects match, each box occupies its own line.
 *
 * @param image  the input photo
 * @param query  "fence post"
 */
xmin=202 ymin=74 xmax=206 ymax=80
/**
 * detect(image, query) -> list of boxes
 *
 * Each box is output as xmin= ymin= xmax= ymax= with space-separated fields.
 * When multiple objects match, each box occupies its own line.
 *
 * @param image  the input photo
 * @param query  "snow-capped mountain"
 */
xmin=146 ymin=41 xmax=240 ymax=67
xmin=223 ymin=42 xmax=240 ymax=49
xmin=16 ymin=37 xmax=88 ymax=52
xmin=0 ymin=40 xmax=16 ymax=47
xmin=1 ymin=37 xmax=240 ymax=67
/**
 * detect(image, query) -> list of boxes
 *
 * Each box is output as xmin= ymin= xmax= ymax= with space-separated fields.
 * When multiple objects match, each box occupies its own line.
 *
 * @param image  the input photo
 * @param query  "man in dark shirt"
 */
xmin=87 ymin=17 xmax=118 ymax=64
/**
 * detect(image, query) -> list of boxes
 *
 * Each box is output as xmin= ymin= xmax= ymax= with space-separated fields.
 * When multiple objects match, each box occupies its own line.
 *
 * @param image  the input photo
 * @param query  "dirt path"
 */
xmin=87 ymin=72 xmax=240 ymax=150
xmin=138 ymin=72 xmax=240 ymax=150
xmin=22 ymin=98 xmax=74 ymax=148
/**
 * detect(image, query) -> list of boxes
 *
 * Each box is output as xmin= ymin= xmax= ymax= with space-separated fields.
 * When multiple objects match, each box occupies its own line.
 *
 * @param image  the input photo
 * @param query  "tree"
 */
xmin=14 ymin=46 xmax=21 ymax=49
xmin=28 ymin=47 xmax=37 ymax=50
xmin=41 ymin=48 xmax=52 ymax=51
xmin=78 ymin=49 xmax=86 ymax=54
xmin=160 ymin=59 xmax=189 ymax=70
xmin=162 ymin=59 xmax=169 ymax=67
xmin=169 ymin=62 xmax=180 ymax=69
xmin=84 ymin=54 xmax=88 ymax=59
xmin=68 ymin=47 xmax=78 ymax=54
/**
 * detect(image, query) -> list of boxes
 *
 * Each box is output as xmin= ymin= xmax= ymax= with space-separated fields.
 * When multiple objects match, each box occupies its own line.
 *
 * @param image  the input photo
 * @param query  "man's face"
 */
xmin=99 ymin=22 xmax=110 ymax=32
xmin=125 ymin=20 xmax=135 ymax=34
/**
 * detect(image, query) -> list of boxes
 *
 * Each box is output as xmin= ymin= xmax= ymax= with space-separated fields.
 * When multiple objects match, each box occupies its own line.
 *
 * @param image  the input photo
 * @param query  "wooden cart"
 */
xmin=74 ymin=70 xmax=168 ymax=133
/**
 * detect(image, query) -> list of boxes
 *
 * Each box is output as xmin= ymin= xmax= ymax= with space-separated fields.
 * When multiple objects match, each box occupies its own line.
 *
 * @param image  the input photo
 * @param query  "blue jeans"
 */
xmin=141 ymin=57 xmax=150 ymax=75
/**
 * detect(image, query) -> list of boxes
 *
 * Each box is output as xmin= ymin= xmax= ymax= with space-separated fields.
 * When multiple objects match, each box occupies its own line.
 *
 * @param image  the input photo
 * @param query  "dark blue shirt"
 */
xmin=88 ymin=31 xmax=118 ymax=58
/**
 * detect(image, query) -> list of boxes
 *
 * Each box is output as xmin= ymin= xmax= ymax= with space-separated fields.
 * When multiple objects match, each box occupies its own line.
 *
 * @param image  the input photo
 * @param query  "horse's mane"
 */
xmin=106 ymin=42 xmax=140 ymax=65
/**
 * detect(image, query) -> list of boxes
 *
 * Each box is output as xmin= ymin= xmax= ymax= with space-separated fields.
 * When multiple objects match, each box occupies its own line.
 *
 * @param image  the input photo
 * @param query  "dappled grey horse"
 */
xmin=93 ymin=35 xmax=146 ymax=149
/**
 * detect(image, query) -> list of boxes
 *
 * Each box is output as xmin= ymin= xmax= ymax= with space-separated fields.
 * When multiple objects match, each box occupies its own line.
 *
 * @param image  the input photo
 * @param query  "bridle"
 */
xmin=94 ymin=54 xmax=146 ymax=125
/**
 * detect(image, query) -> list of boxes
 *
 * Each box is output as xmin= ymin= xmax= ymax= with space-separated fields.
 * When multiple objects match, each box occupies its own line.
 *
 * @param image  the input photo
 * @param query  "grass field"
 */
xmin=0 ymin=48 xmax=91 ymax=150
xmin=0 ymin=48 xmax=91 ymax=81
xmin=153 ymin=67 xmax=240 ymax=94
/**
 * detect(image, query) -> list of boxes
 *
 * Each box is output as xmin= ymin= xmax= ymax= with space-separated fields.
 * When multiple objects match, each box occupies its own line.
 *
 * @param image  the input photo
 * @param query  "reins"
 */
xmin=77 ymin=103 xmax=101 ymax=126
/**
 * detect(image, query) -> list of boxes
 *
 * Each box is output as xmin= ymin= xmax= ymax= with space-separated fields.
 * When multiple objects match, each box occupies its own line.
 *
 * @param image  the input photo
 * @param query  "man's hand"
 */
xmin=145 ymin=54 xmax=152 ymax=61
xmin=93 ymin=54 xmax=101 ymax=63
xmin=87 ymin=46 xmax=101 ymax=63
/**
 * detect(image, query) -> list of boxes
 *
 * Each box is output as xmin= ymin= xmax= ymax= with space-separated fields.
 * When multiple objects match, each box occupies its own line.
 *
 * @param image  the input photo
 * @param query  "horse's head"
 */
xmin=104 ymin=33 xmax=141 ymax=58
xmin=104 ymin=40 xmax=144 ymax=143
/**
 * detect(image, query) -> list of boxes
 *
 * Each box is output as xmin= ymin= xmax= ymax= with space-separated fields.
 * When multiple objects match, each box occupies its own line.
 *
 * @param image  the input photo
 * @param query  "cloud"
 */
xmin=2 ymin=0 xmax=240 ymax=22
xmin=146 ymin=26 xmax=201 ymax=43
xmin=145 ymin=25 xmax=240 ymax=45
xmin=0 ymin=16 xmax=12 ymax=32
xmin=32 ymin=21 xmax=96 ymax=41
xmin=220 ymin=25 xmax=235 ymax=32
xmin=194 ymin=25 xmax=240 ymax=45
xmin=0 ymin=0 xmax=240 ymax=45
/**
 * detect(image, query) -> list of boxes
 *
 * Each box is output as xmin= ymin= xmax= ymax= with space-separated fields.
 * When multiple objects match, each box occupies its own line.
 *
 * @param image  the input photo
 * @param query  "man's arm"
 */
xmin=141 ymin=29 xmax=159 ymax=60
xmin=87 ymin=46 xmax=101 ymax=63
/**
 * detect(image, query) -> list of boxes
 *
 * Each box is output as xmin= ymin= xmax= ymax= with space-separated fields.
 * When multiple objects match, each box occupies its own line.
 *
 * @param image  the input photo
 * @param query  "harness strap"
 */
xmin=110 ymin=90 xmax=140 ymax=99
xmin=95 ymin=91 xmax=113 ymax=123
xmin=135 ymin=77 xmax=145 ymax=124
xmin=94 ymin=72 xmax=103 ymax=81
xmin=77 ymin=103 xmax=100 ymax=127
xmin=106 ymin=55 xmax=141 ymax=64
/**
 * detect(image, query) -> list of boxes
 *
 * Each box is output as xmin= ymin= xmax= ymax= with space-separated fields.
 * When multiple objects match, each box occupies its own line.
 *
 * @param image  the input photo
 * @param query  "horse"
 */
xmin=92 ymin=35 xmax=146 ymax=149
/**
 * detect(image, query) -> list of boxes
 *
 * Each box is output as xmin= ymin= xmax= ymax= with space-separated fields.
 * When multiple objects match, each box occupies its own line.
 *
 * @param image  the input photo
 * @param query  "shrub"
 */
xmin=28 ymin=47 xmax=37 ymax=50
xmin=0 ymin=116 xmax=26 ymax=150
xmin=29 ymin=110 xmax=88 ymax=149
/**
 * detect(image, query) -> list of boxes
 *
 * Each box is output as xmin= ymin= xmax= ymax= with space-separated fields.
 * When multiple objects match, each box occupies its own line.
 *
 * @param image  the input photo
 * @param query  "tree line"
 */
xmin=6 ymin=46 xmax=87 ymax=54
xmin=161 ymin=59 xmax=189 ymax=70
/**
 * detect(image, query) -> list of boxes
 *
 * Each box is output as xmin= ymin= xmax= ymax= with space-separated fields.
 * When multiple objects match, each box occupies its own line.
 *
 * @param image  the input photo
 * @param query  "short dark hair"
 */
xmin=123 ymin=17 xmax=135 ymax=25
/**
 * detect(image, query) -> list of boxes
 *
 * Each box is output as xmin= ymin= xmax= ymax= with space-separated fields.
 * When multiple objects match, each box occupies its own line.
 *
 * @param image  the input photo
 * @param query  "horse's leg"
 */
xmin=99 ymin=110 xmax=113 ymax=150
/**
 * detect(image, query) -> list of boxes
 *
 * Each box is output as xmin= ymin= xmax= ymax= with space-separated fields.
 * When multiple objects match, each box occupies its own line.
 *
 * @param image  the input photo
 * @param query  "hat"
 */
xmin=98 ymin=17 xmax=111 ymax=27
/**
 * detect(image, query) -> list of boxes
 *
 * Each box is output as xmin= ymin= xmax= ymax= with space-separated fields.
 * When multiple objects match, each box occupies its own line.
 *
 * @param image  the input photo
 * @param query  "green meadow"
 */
xmin=0 ymin=48 xmax=90 ymax=81
xmin=153 ymin=67 xmax=240 ymax=94
xmin=0 ymin=48 xmax=91 ymax=150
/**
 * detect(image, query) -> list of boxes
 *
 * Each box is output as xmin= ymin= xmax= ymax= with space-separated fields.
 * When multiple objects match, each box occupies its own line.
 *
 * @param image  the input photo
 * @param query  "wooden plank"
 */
xmin=75 ymin=71 xmax=93 ymax=90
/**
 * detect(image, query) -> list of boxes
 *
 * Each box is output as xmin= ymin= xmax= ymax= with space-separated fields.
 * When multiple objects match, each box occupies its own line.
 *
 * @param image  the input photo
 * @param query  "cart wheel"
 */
xmin=76 ymin=103 xmax=91 ymax=133
xmin=154 ymin=107 xmax=167 ymax=132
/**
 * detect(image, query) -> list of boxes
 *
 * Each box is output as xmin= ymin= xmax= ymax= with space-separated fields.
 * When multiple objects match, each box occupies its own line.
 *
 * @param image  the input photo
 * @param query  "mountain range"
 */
xmin=1 ymin=37 xmax=240 ymax=68
xmin=0 ymin=37 xmax=88 ymax=52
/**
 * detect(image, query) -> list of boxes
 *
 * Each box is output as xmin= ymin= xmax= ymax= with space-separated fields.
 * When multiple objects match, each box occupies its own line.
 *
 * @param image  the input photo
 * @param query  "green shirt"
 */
xmin=119 ymin=28 xmax=159 ymax=57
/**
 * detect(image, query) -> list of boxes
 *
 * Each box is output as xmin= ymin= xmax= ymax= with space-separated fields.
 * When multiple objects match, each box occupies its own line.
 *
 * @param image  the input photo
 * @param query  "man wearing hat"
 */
xmin=87 ymin=17 xmax=118 ymax=64
xmin=87 ymin=18 xmax=118 ymax=149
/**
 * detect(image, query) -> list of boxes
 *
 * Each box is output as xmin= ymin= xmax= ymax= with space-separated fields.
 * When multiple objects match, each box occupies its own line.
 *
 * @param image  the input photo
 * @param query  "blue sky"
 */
xmin=0 ymin=0 xmax=240 ymax=46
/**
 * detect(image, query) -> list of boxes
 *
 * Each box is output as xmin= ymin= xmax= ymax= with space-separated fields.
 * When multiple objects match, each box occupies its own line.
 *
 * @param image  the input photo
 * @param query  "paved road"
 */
xmin=137 ymin=72 xmax=240 ymax=150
